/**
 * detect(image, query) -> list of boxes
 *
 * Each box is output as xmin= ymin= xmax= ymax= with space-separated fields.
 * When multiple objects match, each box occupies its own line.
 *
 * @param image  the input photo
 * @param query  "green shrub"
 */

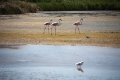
xmin=0 ymin=0 xmax=38 ymax=14
xmin=36 ymin=0 xmax=120 ymax=11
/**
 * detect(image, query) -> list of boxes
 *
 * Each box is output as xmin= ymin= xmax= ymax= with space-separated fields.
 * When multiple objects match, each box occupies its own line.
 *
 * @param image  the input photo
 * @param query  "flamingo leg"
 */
xmin=75 ymin=26 xmax=77 ymax=34
xmin=77 ymin=26 xmax=80 ymax=34
xmin=48 ymin=26 xmax=49 ymax=33
xmin=55 ymin=26 xmax=56 ymax=35
xmin=51 ymin=27 xmax=52 ymax=35
xmin=51 ymin=26 xmax=54 ymax=35
xmin=43 ymin=25 xmax=47 ymax=34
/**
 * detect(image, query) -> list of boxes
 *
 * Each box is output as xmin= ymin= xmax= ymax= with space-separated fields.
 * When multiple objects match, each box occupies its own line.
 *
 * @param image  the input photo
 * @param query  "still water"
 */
xmin=0 ymin=44 xmax=120 ymax=80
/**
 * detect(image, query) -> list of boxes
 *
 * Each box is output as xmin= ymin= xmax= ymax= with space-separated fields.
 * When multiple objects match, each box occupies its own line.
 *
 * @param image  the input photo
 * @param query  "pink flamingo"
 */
xmin=73 ymin=18 xmax=83 ymax=34
xmin=51 ymin=19 xmax=62 ymax=35
xmin=43 ymin=19 xmax=52 ymax=34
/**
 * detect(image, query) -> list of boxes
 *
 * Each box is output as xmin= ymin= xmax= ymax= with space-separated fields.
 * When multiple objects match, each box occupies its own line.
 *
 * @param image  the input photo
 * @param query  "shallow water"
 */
xmin=40 ymin=11 xmax=120 ymax=15
xmin=0 ymin=45 xmax=120 ymax=80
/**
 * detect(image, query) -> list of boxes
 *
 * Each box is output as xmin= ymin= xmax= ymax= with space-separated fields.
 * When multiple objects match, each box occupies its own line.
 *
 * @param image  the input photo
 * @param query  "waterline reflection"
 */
xmin=77 ymin=67 xmax=84 ymax=73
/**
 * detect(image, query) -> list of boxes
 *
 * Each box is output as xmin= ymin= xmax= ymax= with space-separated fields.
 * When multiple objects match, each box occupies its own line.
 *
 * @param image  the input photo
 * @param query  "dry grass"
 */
xmin=0 ymin=31 xmax=120 ymax=47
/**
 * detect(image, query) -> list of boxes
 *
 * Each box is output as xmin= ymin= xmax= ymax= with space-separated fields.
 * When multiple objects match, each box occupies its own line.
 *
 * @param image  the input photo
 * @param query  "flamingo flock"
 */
xmin=43 ymin=18 xmax=83 ymax=35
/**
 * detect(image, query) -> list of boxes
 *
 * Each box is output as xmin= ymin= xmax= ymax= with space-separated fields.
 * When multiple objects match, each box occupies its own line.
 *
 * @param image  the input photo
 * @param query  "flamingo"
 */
xmin=51 ymin=19 xmax=62 ymax=35
xmin=73 ymin=18 xmax=83 ymax=34
xmin=75 ymin=61 xmax=84 ymax=68
xmin=43 ymin=19 xmax=52 ymax=34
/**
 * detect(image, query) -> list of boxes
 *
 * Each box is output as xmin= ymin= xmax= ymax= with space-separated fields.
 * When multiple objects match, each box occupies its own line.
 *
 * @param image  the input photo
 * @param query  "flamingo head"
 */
xmin=59 ymin=19 xmax=62 ymax=21
xmin=81 ymin=18 xmax=83 ymax=21
xmin=81 ymin=61 xmax=84 ymax=64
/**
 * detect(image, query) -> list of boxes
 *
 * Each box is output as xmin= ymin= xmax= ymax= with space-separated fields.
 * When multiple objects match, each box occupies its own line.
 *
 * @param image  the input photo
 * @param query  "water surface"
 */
xmin=0 ymin=45 xmax=120 ymax=80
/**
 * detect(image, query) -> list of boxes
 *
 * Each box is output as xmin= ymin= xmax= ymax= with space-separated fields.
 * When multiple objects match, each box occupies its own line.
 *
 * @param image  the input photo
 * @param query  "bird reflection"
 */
xmin=75 ymin=61 xmax=84 ymax=72
xmin=76 ymin=67 xmax=84 ymax=72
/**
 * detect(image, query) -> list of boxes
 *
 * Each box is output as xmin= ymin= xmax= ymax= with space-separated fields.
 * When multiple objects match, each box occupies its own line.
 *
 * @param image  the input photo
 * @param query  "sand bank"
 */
xmin=0 ymin=12 xmax=120 ymax=47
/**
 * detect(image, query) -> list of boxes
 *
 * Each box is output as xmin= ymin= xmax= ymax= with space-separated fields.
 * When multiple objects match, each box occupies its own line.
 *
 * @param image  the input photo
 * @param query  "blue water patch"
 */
xmin=0 ymin=44 xmax=120 ymax=80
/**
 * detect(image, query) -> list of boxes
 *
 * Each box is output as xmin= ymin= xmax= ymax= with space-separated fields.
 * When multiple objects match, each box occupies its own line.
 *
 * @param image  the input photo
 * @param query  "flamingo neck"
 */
xmin=50 ymin=20 xmax=52 ymax=24
xmin=80 ymin=19 xmax=82 ymax=25
xmin=58 ymin=20 xmax=61 ymax=25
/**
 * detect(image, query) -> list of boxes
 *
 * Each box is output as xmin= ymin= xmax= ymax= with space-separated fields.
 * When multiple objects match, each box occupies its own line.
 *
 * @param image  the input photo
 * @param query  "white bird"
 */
xmin=73 ymin=18 xmax=83 ymax=34
xmin=43 ymin=19 xmax=52 ymax=34
xmin=51 ymin=19 xmax=62 ymax=35
xmin=75 ymin=61 xmax=84 ymax=68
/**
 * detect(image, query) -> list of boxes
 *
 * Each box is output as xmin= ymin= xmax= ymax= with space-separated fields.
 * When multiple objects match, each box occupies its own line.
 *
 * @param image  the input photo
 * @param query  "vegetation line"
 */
xmin=0 ymin=0 xmax=120 ymax=14
xmin=36 ymin=0 xmax=120 ymax=11
xmin=0 ymin=0 xmax=37 ymax=14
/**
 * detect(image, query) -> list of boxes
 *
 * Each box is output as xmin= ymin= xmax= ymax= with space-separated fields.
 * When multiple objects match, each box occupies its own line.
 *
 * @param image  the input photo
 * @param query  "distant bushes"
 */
xmin=35 ymin=0 xmax=120 ymax=11
xmin=0 ymin=0 xmax=37 ymax=14
xmin=0 ymin=0 xmax=120 ymax=14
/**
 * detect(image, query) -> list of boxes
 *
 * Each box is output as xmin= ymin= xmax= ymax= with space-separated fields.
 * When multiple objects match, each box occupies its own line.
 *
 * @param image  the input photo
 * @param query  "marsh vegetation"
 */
xmin=36 ymin=0 xmax=120 ymax=11
xmin=0 ymin=0 xmax=37 ymax=14
xmin=0 ymin=0 xmax=120 ymax=14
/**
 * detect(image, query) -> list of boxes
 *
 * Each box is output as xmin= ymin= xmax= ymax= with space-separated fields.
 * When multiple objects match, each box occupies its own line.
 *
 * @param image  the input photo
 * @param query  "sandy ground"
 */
xmin=0 ymin=12 xmax=120 ymax=47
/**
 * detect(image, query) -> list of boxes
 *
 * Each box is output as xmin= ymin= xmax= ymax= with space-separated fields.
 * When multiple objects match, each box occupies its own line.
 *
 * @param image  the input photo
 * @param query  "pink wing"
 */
xmin=73 ymin=21 xmax=80 ymax=25
xmin=51 ymin=22 xmax=58 ymax=26
xmin=44 ymin=22 xmax=50 ymax=25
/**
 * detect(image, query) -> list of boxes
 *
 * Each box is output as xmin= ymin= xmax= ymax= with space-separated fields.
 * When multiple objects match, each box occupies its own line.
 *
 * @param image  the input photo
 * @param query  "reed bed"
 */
xmin=0 ymin=0 xmax=119 ymax=14
xmin=35 ymin=0 xmax=120 ymax=11
xmin=0 ymin=0 xmax=37 ymax=14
